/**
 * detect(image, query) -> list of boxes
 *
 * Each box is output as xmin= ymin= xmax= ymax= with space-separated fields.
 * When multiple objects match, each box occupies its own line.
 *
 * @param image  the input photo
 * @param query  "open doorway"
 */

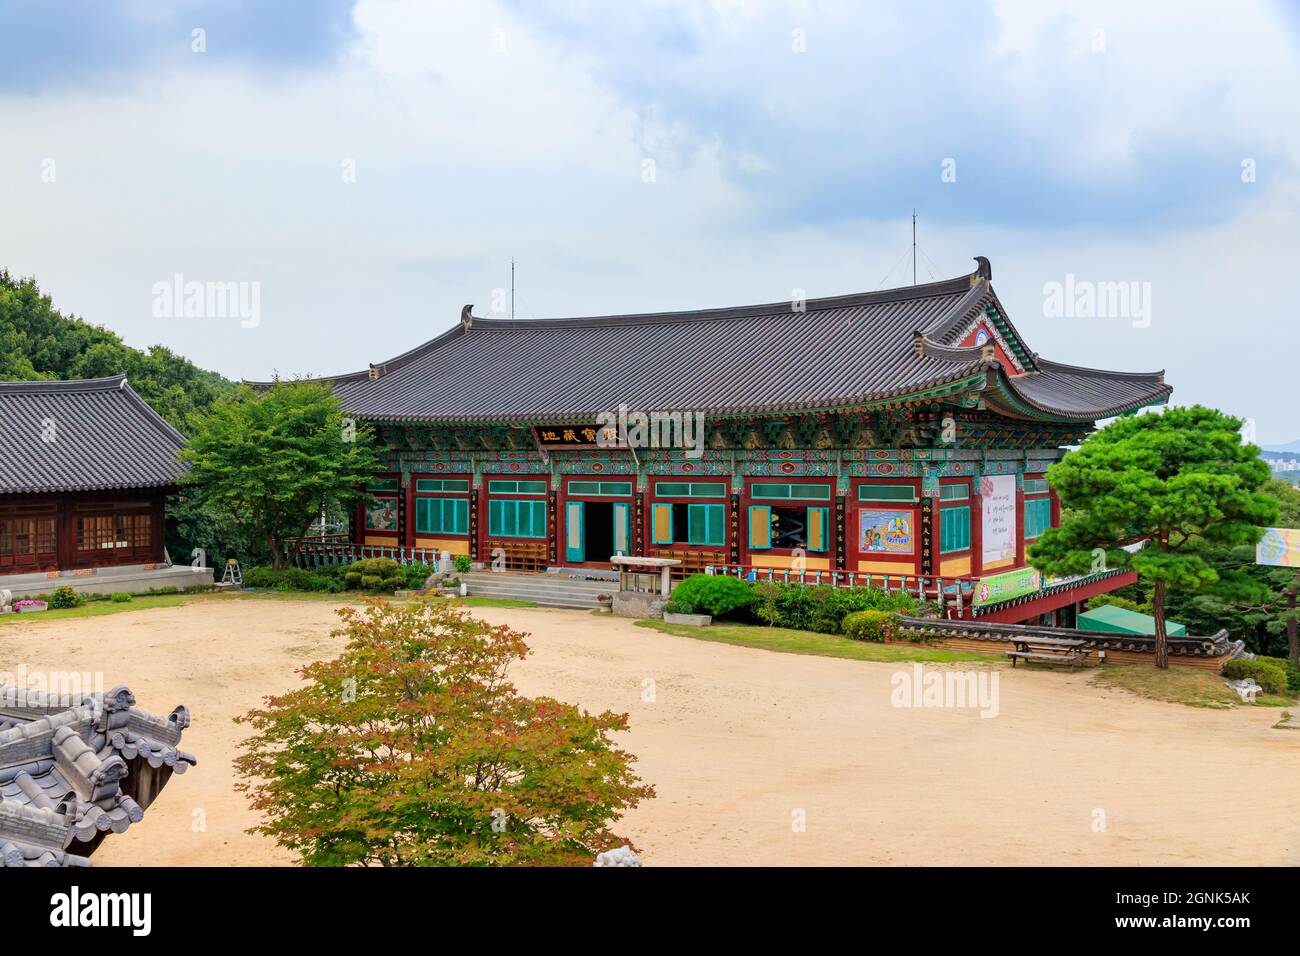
xmin=564 ymin=498 xmax=632 ymax=563
xmin=583 ymin=501 xmax=614 ymax=560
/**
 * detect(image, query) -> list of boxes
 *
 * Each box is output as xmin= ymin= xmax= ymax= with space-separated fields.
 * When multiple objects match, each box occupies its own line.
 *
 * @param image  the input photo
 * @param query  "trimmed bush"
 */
xmin=1223 ymin=658 xmax=1288 ymax=695
xmin=1255 ymin=656 xmax=1299 ymax=696
xmin=343 ymin=558 xmax=408 ymax=593
xmin=109 ymin=593 xmax=132 ymax=603
xmin=663 ymin=598 xmax=694 ymax=615
xmin=454 ymin=554 xmax=472 ymax=574
xmin=48 ymin=586 xmax=80 ymax=610
xmin=668 ymin=575 xmax=754 ymax=618
xmin=842 ymin=609 xmax=896 ymax=642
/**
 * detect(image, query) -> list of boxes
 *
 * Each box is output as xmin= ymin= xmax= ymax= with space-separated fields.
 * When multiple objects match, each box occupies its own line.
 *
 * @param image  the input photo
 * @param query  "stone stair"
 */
xmin=461 ymin=570 xmax=615 ymax=609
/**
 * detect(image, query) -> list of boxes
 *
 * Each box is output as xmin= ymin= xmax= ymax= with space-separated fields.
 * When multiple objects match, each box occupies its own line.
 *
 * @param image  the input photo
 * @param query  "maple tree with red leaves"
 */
xmin=235 ymin=598 xmax=653 ymax=866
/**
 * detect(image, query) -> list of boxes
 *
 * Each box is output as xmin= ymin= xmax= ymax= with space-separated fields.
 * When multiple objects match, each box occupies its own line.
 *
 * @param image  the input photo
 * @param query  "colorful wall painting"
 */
xmin=859 ymin=509 xmax=914 ymax=554
xmin=365 ymin=498 xmax=398 ymax=531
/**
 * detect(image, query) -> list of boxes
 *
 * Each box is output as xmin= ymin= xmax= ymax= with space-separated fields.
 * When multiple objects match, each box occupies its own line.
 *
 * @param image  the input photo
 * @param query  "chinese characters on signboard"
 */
xmin=533 ymin=424 xmax=618 ymax=448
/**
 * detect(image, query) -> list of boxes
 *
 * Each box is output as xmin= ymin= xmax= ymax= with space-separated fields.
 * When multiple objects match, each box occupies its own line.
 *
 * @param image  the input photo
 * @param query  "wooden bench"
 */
xmin=1007 ymin=636 xmax=1091 ymax=670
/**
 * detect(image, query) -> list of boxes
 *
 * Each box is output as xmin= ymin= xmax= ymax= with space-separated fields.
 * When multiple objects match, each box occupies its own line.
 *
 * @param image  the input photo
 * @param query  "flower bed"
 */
xmin=12 ymin=600 xmax=49 ymax=614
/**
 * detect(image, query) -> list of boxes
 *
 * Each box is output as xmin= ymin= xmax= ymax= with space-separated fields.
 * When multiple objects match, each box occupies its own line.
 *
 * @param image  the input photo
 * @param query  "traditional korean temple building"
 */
xmin=0 ymin=376 xmax=211 ymax=596
xmin=291 ymin=258 xmax=1172 ymax=625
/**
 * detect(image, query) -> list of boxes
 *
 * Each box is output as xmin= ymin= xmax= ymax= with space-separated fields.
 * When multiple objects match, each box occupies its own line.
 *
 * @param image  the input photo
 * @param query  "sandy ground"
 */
xmin=3 ymin=595 xmax=1297 ymax=867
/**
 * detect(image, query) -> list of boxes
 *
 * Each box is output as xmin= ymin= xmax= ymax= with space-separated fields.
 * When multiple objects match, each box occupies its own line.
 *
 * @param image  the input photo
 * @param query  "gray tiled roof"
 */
xmin=267 ymin=261 xmax=1170 ymax=424
xmin=0 ymin=685 xmax=194 ymax=867
xmin=0 ymin=375 xmax=188 ymax=493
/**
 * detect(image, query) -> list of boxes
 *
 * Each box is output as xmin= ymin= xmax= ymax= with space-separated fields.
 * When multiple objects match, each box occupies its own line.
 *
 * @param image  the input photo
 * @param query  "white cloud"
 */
xmin=0 ymin=0 xmax=1296 ymax=441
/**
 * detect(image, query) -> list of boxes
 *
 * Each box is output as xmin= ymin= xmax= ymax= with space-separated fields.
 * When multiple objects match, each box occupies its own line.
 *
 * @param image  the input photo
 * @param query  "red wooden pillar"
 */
xmin=1049 ymin=488 xmax=1061 ymax=530
xmin=970 ymin=483 xmax=983 ymax=579
xmin=404 ymin=475 xmax=416 ymax=548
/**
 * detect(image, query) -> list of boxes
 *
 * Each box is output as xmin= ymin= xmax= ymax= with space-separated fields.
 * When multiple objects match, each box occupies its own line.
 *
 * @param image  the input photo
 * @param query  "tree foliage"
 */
xmin=235 ymin=599 xmax=654 ymax=866
xmin=181 ymin=380 xmax=380 ymax=568
xmin=1105 ymin=479 xmax=1300 ymax=657
xmin=0 ymin=269 xmax=233 ymax=434
xmin=1 ymin=269 xmax=237 ymax=562
xmin=1028 ymin=405 xmax=1277 ymax=668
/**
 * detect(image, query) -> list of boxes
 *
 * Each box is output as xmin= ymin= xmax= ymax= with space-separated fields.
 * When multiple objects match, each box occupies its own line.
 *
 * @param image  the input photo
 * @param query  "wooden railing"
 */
xmin=705 ymin=564 xmax=976 ymax=615
xmin=283 ymin=536 xmax=440 ymax=568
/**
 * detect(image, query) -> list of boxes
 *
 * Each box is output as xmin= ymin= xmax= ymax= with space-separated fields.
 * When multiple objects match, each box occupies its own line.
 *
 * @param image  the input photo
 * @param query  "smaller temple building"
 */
xmin=0 ymin=375 xmax=212 ymax=597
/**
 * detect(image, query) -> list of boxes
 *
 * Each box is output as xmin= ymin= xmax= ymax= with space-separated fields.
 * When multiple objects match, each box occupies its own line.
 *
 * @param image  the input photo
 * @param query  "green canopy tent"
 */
xmin=1077 ymin=604 xmax=1187 ymax=637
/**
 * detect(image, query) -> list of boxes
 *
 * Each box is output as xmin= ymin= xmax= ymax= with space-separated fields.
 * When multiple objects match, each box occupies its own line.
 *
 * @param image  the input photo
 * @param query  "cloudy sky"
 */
xmin=1 ymin=0 xmax=1297 ymax=441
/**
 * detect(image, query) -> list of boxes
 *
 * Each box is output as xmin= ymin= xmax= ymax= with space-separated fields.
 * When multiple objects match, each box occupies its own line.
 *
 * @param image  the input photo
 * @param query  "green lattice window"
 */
xmin=488 ymin=499 xmax=547 ymax=538
xmin=940 ymin=506 xmax=971 ymax=553
xmin=1024 ymin=497 xmax=1052 ymax=540
xmin=416 ymin=497 xmax=468 ymax=535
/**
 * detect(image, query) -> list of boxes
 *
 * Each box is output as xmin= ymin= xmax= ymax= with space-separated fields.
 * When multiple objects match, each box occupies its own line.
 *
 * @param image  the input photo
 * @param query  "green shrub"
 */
xmin=842 ymin=609 xmax=896 ymax=642
xmin=1223 ymin=658 xmax=1289 ymax=695
xmin=752 ymin=581 xmax=782 ymax=627
xmin=454 ymin=554 xmax=472 ymax=574
xmin=759 ymin=583 xmax=919 ymax=634
xmin=343 ymin=558 xmax=407 ymax=593
xmin=403 ymin=562 xmax=433 ymax=590
xmin=1257 ymin=656 xmax=1300 ymax=696
xmin=110 ymin=592 xmax=132 ymax=603
xmin=668 ymin=575 xmax=754 ymax=618
xmin=48 ymin=586 xmax=80 ymax=610
xmin=663 ymin=598 xmax=695 ymax=615
xmin=245 ymin=566 xmax=331 ymax=592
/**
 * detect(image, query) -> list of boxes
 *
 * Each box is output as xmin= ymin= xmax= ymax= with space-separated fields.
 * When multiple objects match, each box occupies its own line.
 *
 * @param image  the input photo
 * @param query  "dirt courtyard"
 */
xmin=4 ymin=595 xmax=1297 ymax=866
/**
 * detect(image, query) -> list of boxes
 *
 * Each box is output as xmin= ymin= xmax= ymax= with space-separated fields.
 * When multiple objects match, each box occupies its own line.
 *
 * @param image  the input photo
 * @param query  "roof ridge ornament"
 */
xmin=461 ymin=304 xmax=474 ymax=330
xmin=972 ymin=256 xmax=992 ymax=283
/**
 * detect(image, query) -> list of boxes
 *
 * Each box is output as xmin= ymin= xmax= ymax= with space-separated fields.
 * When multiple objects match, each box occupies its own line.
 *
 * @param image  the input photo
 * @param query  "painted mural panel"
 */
xmin=365 ymin=498 xmax=399 ymax=531
xmin=981 ymin=474 xmax=1016 ymax=565
xmin=859 ymin=509 xmax=914 ymax=555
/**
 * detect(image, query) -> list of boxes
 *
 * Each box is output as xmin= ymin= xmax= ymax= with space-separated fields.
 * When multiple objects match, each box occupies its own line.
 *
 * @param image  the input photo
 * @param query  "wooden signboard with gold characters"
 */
xmin=532 ymin=423 xmax=618 ymax=449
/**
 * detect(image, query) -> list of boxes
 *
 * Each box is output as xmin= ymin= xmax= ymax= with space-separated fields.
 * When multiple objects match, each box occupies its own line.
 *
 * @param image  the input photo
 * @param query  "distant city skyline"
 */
xmin=1 ymin=1 xmax=1297 ymax=442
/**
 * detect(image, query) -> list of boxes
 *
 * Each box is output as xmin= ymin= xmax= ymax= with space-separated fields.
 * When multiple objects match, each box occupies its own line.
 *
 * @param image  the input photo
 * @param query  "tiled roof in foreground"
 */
xmin=0 ymin=685 xmax=194 ymax=867
xmin=0 ymin=376 xmax=188 ymax=493
xmin=265 ymin=258 xmax=1172 ymax=424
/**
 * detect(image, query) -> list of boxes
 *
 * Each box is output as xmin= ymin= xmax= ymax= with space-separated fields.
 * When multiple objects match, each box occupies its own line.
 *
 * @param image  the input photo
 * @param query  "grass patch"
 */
xmin=456 ymin=596 xmax=536 ymax=609
xmin=0 ymin=592 xmax=196 ymax=625
xmin=636 ymin=619 xmax=1002 ymax=664
xmin=1254 ymin=694 xmax=1293 ymax=708
xmin=1091 ymin=664 xmax=1297 ymax=709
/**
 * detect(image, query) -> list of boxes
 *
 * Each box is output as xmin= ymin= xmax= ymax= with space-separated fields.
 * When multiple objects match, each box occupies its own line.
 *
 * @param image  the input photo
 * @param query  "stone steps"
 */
xmin=461 ymin=571 xmax=614 ymax=609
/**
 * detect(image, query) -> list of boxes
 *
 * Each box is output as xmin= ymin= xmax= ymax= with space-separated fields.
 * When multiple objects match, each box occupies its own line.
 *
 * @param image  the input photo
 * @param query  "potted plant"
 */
xmin=662 ymin=598 xmax=711 ymax=627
